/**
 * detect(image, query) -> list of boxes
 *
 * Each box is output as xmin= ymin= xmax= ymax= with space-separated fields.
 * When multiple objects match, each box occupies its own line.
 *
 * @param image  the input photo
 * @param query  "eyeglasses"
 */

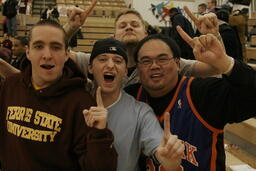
xmin=137 ymin=56 xmax=174 ymax=66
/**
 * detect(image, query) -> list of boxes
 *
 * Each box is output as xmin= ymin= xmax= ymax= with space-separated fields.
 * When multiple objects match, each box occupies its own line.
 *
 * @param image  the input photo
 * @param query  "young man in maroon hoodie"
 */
xmin=0 ymin=19 xmax=117 ymax=171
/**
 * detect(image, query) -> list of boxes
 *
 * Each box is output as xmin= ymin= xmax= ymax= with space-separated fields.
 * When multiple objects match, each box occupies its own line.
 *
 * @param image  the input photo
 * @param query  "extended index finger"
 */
xmin=83 ymin=0 xmax=97 ymax=15
xmin=96 ymin=87 xmax=104 ymax=107
xmin=164 ymin=112 xmax=171 ymax=139
xmin=184 ymin=6 xmax=199 ymax=25
xmin=176 ymin=25 xmax=194 ymax=47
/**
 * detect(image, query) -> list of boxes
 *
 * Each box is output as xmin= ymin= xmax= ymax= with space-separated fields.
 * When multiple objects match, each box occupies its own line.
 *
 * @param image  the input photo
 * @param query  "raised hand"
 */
xmin=83 ymin=87 xmax=108 ymax=129
xmin=64 ymin=0 xmax=97 ymax=38
xmin=184 ymin=6 xmax=219 ymax=35
xmin=155 ymin=113 xmax=184 ymax=170
xmin=176 ymin=26 xmax=233 ymax=74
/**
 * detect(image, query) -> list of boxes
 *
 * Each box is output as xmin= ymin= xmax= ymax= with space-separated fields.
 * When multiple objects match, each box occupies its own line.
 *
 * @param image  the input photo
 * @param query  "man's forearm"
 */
xmin=0 ymin=59 xmax=20 ymax=78
xmin=63 ymin=23 xmax=79 ymax=42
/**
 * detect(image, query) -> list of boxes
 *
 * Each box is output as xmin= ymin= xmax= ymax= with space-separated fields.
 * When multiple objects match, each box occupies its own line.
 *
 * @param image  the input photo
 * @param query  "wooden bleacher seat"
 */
xmin=246 ymin=47 xmax=256 ymax=60
xmin=77 ymin=39 xmax=97 ymax=45
xmin=247 ymin=62 xmax=256 ymax=70
xmin=226 ymin=150 xmax=246 ymax=169
xmin=224 ymin=118 xmax=256 ymax=168
xmin=82 ymin=27 xmax=114 ymax=34
xmin=73 ymin=46 xmax=93 ymax=52
xmin=83 ymin=33 xmax=112 ymax=39
xmin=57 ymin=0 xmax=65 ymax=3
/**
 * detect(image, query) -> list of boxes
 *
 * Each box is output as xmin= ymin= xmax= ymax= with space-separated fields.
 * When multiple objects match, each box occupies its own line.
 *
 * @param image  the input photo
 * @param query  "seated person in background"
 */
xmin=10 ymin=36 xmax=28 ymax=69
xmin=1 ymin=33 xmax=12 ymax=51
xmin=0 ymin=19 xmax=117 ymax=171
xmin=0 ymin=47 xmax=11 ymax=64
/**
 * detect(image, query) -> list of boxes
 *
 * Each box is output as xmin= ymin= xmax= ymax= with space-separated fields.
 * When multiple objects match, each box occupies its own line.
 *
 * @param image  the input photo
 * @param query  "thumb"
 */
xmin=83 ymin=109 xmax=89 ymax=115
xmin=82 ymin=109 xmax=89 ymax=123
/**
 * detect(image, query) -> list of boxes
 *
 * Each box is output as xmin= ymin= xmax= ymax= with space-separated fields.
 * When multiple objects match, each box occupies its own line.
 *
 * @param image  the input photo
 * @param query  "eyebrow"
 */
xmin=139 ymin=53 xmax=169 ymax=59
xmin=31 ymin=41 xmax=64 ymax=47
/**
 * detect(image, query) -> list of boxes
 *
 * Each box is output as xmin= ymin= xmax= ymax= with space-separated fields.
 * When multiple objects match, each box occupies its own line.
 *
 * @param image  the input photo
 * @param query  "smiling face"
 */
xmin=114 ymin=13 xmax=147 ymax=44
xmin=26 ymin=25 xmax=68 ymax=89
xmin=137 ymin=39 xmax=180 ymax=97
xmin=89 ymin=53 xmax=127 ymax=96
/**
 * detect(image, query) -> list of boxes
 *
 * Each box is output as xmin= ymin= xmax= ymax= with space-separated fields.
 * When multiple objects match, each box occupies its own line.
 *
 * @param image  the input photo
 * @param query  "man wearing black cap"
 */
xmin=84 ymin=38 xmax=184 ymax=171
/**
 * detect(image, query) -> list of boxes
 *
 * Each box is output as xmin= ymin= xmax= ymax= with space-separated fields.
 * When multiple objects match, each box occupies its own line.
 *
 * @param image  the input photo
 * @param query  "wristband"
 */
xmin=214 ymin=32 xmax=222 ymax=40
xmin=223 ymin=58 xmax=234 ymax=75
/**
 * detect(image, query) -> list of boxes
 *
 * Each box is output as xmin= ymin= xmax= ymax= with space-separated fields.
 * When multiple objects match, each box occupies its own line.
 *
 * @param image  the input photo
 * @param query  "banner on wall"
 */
xmin=150 ymin=0 xmax=188 ymax=23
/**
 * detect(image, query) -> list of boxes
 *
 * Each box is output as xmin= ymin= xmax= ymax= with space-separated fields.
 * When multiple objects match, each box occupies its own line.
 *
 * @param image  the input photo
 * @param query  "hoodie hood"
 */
xmin=21 ymin=58 xmax=87 ymax=98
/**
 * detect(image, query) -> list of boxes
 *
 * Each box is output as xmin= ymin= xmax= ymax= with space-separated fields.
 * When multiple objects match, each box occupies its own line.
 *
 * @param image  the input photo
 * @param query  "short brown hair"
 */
xmin=115 ymin=9 xmax=145 ymax=28
xmin=198 ymin=3 xmax=207 ymax=9
xmin=28 ymin=19 xmax=68 ymax=50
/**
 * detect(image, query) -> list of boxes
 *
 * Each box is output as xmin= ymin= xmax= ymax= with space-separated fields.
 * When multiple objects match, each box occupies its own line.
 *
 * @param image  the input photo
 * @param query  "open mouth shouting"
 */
xmin=40 ymin=64 xmax=55 ymax=70
xmin=104 ymin=73 xmax=115 ymax=84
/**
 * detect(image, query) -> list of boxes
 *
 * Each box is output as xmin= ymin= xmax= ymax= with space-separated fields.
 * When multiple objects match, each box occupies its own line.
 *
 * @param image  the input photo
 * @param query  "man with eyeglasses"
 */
xmin=84 ymin=38 xmax=184 ymax=170
xmin=125 ymin=29 xmax=256 ymax=170
xmin=137 ymin=56 xmax=174 ymax=66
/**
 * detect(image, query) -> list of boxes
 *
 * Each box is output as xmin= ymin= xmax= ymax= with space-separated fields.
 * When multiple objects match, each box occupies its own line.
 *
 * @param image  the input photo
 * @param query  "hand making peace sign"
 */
xmin=176 ymin=25 xmax=234 ymax=74
xmin=184 ymin=6 xmax=219 ymax=35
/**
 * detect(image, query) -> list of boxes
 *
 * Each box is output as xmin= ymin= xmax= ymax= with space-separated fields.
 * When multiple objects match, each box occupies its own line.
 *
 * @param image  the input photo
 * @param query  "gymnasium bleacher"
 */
xmin=0 ymin=0 xmax=256 ymax=169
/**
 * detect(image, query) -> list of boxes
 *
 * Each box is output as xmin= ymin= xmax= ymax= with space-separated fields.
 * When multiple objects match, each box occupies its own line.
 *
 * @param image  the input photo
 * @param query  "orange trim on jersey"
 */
xmin=210 ymin=133 xmax=218 ymax=171
xmin=158 ymin=76 xmax=186 ymax=122
xmin=136 ymin=77 xmax=187 ymax=122
xmin=186 ymin=77 xmax=223 ymax=134
xmin=186 ymin=77 xmax=223 ymax=171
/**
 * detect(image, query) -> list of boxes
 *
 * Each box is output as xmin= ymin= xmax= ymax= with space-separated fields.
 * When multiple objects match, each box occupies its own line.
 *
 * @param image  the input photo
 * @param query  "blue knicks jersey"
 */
xmin=137 ymin=77 xmax=224 ymax=171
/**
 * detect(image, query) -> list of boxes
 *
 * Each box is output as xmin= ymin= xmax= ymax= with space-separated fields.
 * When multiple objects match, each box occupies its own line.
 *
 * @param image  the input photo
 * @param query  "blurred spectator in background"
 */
xmin=1 ymin=33 xmax=13 ymax=50
xmin=2 ymin=16 xmax=8 ymax=34
xmin=198 ymin=3 xmax=207 ymax=15
xmin=169 ymin=7 xmax=194 ymax=60
xmin=0 ymin=47 xmax=11 ymax=63
xmin=215 ymin=8 xmax=243 ymax=61
xmin=207 ymin=0 xmax=217 ymax=13
xmin=18 ymin=0 xmax=28 ymax=27
xmin=2 ymin=0 xmax=18 ymax=37
xmin=41 ymin=4 xmax=59 ymax=22
xmin=10 ymin=36 xmax=27 ymax=69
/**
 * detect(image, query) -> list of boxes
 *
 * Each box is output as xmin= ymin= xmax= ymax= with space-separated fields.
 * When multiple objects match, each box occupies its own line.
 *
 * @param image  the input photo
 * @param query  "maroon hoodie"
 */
xmin=0 ymin=59 xmax=117 ymax=171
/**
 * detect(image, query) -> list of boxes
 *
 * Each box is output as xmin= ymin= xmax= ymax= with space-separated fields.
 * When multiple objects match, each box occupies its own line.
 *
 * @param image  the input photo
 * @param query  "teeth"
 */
xmin=105 ymin=74 xmax=114 ymax=76
xmin=151 ymin=74 xmax=161 ymax=78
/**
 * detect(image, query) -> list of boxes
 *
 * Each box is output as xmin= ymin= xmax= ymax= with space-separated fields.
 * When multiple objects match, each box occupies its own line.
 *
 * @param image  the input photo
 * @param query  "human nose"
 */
xmin=106 ymin=59 xmax=115 ymax=68
xmin=150 ymin=59 xmax=161 ymax=68
xmin=125 ymin=23 xmax=133 ymax=31
xmin=42 ymin=47 xmax=52 ymax=60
